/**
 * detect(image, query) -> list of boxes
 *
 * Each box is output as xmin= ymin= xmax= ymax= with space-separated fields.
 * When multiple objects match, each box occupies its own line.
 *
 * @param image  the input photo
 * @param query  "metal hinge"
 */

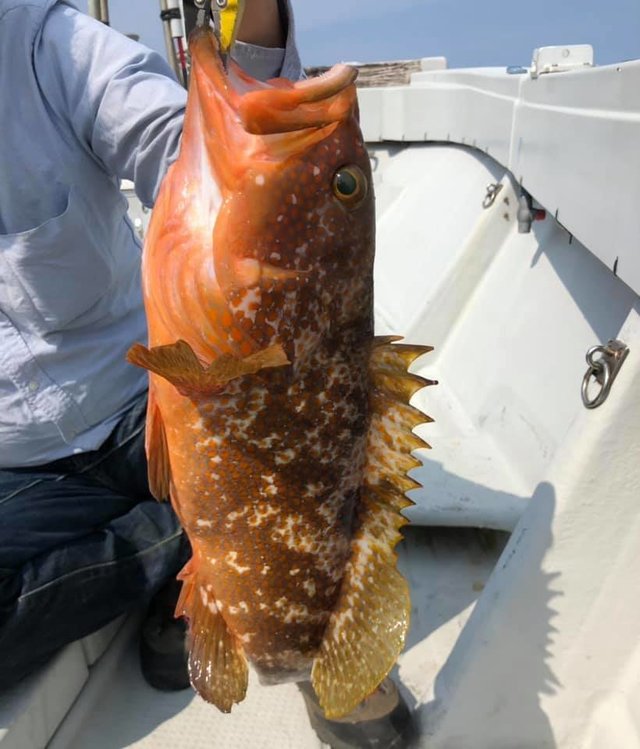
xmin=530 ymin=45 xmax=594 ymax=79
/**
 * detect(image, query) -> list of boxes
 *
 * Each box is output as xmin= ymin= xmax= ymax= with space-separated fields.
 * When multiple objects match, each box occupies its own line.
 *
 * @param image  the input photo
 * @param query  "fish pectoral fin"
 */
xmin=146 ymin=387 xmax=171 ymax=501
xmin=127 ymin=340 xmax=289 ymax=397
xmin=176 ymin=560 xmax=248 ymax=712
xmin=311 ymin=491 xmax=410 ymax=720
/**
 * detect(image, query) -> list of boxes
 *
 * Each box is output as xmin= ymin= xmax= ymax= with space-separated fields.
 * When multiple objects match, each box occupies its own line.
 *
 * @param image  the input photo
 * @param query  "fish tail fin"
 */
xmin=176 ymin=558 xmax=248 ymax=712
xmin=127 ymin=340 xmax=289 ymax=398
xmin=311 ymin=337 xmax=435 ymax=719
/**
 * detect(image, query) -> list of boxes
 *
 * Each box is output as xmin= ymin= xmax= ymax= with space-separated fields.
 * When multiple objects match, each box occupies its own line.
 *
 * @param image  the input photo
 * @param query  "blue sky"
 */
xmin=89 ymin=0 xmax=640 ymax=69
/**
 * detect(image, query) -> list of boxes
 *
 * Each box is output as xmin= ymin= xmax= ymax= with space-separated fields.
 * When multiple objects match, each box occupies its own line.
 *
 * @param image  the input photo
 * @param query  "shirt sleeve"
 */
xmin=34 ymin=2 xmax=304 ymax=209
xmin=34 ymin=5 xmax=186 ymax=208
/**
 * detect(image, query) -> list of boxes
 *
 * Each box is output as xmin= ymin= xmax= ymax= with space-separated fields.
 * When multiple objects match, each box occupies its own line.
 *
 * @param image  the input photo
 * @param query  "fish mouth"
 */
xmin=189 ymin=27 xmax=358 ymax=137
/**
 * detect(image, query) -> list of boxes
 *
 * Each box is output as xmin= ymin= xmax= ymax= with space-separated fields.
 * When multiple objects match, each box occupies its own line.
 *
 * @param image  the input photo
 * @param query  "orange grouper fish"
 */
xmin=127 ymin=27 xmax=434 ymax=719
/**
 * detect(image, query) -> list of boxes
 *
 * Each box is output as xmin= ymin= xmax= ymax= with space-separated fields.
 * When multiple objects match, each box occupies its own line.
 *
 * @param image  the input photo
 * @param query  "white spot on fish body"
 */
xmin=225 ymin=551 xmax=251 ymax=574
xmin=313 ymin=166 xmax=321 ymax=176
xmin=197 ymin=519 xmax=214 ymax=528
xmin=254 ymin=433 xmax=279 ymax=449
xmin=255 ymin=174 xmax=265 ymax=186
xmin=275 ymin=449 xmax=296 ymax=465
xmin=282 ymin=604 xmax=327 ymax=625
xmin=289 ymin=568 xmax=300 ymax=576
xmin=291 ymin=194 xmax=298 ymax=204
xmin=248 ymin=503 xmax=279 ymax=527
xmin=226 ymin=508 xmax=248 ymax=521
xmin=277 ymin=214 xmax=284 ymax=222
xmin=225 ymin=507 xmax=249 ymax=529
xmin=283 ymin=604 xmax=308 ymax=623
xmin=303 ymin=579 xmax=317 ymax=597
xmin=230 ymin=287 xmax=262 ymax=323
xmin=261 ymin=564 xmax=271 ymax=575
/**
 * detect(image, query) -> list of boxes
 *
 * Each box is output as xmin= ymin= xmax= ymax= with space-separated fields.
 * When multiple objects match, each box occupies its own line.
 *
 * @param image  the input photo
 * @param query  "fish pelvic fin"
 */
xmin=176 ymin=559 xmax=248 ymax=713
xmin=146 ymin=385 xmax=171 ymax=501
xmin=311 ymin=337 xmax=435 ymax=719
xmin=127 ymin=340 xmax=289 ymax=398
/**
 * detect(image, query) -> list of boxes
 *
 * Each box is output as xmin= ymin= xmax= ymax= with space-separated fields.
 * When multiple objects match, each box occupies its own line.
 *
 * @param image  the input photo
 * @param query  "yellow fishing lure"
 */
xmin=215 ymin=0 xmax=245 ymax=55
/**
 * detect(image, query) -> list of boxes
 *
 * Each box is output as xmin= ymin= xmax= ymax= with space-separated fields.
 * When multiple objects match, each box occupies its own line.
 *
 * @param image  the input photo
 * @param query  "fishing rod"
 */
xmin=87 ymin=0 xmax=109 ymax=24
xmin=160 ymin=0 xmax=189 ymax=86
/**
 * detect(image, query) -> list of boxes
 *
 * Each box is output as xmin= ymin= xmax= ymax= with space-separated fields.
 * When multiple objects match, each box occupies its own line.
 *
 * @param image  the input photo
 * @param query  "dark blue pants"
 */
xmin=0 ymin=393 xmax=189 ymax=690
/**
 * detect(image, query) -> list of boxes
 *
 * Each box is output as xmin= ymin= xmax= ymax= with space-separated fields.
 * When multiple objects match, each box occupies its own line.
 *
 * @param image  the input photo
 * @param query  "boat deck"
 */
xmin=27 ymin=527 xmax=505 ymax=748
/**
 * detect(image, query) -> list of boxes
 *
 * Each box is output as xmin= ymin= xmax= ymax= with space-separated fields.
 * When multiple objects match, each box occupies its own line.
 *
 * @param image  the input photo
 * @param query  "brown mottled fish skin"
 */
xmin=178 ymin=95 xmax=373 ymax=680
xmin=127 ymin=27 xmax=433 ymax=717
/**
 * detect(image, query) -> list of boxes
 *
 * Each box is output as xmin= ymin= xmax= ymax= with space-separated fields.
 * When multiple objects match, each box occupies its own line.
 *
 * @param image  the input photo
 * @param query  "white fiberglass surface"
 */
xmin=51 ymin=528 xmax=505 ymax=749
xmin=371 ymin=142 xmax=638 ymax=529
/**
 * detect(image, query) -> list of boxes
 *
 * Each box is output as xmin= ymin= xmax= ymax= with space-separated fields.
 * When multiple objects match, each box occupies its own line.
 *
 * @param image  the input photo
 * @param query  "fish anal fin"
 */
xmin=176 ymin=559 xmax=248 ymax=713
xmin=127 ymin=340 xmax=289 ymax=398
xmin=146 ymin=387 xmax=171 ymax=501
xmin=311 ymin=491 xmax=410 ymax=719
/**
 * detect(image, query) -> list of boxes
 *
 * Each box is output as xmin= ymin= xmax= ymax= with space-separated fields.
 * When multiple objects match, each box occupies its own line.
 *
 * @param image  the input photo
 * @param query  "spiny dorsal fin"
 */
xmin=127 ymin=340 xmax=289 ymax=398
xmin=311 ymin=338 xmax=435 ymax=719
xmin=365 ymin=338 xmax=435 ymax=494
xmin=176 ymin=559 xmax=248 ymax=712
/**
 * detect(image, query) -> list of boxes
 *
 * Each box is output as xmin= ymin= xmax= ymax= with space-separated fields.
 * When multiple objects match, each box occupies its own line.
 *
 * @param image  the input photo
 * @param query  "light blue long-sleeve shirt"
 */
xmin=0 ymin=0 xmax=303 ymax=468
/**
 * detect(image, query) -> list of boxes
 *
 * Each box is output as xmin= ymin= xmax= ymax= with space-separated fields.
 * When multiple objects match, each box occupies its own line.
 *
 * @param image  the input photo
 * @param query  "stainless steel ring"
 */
xmin=581 ymin=359 xmax=611 ymax=409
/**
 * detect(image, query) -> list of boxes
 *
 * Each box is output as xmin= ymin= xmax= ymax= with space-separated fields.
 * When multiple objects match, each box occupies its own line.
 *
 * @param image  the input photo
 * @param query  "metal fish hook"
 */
xmin=194 ymin=0 xmax=212 ymax=29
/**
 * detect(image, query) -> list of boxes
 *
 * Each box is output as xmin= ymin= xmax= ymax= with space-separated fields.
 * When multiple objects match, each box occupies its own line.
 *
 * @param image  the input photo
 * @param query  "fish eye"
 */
xmin=332 ymin=165 xmax=367 ymax=207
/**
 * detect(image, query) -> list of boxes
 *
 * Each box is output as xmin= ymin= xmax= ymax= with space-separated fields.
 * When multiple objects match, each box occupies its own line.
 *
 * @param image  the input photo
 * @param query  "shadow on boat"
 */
xmin=404 ymin=481 xmax=560 ymax=747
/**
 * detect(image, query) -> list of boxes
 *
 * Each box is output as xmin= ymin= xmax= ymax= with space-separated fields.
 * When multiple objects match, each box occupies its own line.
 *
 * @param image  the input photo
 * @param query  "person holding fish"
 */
xmin=0 ymin=0 xmax=425 ymax=746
